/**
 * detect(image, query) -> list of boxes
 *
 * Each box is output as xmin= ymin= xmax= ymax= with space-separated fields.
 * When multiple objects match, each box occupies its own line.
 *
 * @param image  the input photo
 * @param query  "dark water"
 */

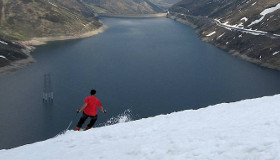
xmin=1 ymin=17 xmax=280 ymax=149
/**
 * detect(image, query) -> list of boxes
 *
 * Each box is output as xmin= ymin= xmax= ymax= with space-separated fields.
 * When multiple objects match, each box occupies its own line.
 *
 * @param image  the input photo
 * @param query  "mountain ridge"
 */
xmin=84 ymin=0 xmax=164 ymax=15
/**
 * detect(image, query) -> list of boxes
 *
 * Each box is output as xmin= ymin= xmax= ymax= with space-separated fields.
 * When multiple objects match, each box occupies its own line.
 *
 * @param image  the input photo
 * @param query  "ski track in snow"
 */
xmin=1 ymin=95 xmax=280 ymax=160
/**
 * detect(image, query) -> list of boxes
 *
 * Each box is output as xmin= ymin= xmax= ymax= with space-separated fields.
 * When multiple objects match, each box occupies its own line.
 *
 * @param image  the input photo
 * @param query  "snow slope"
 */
xmin=1 ymin=95 xmax=280 ymax=160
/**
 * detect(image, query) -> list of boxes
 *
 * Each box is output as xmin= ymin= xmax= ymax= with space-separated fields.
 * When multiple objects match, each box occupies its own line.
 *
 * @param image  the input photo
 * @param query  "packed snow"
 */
xmin=0 ymin=40 xmax=8 ymax=45
xmin=1 ymin=95 xmax=280 ymax=160
xmin=206 ymin=31 xmax=216 ymax=37
xmin=249 ymin=3 xmax=280 ymax=26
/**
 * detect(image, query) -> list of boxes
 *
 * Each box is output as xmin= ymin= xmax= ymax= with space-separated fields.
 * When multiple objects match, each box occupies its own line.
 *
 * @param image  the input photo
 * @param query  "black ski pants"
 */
xmin=76 ymin=112 xmax=98 ymax=128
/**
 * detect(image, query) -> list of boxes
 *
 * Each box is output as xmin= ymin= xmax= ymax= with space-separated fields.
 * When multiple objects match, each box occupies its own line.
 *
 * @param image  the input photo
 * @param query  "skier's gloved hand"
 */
xmin=103 ymin=109 xmax=107 ymax=114
xmin=76 ymin=109 xmax=80 ymax=113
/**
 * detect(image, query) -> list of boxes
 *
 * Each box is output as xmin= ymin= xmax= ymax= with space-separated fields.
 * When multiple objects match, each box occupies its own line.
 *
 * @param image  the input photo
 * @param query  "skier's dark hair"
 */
xmin=90 ymin=89 xmax=96 ymax=95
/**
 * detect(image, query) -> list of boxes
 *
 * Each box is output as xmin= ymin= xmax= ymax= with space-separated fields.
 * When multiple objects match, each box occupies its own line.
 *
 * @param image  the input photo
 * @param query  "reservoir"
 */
xmin=1 ymin=17 xmax=280 ymax=149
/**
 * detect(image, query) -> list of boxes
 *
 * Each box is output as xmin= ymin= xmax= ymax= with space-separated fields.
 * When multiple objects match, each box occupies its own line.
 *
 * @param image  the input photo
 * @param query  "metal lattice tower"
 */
xmin=43 ymin=73 xmax=53 ymax=103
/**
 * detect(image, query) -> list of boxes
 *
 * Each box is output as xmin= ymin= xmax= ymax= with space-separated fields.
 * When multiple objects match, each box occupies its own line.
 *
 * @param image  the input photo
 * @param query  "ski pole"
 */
xmin=66 ymin=112 xmax=79 ymax=131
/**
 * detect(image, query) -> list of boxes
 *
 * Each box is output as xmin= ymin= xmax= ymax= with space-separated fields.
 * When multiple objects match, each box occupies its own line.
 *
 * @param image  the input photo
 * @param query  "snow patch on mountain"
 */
xmin=241 ymin=17 xmax=248 ymax=22
xmin=217 ymin=32 xmax=225 ymax=39
xmin=0 ymin=40 xmax=8 ymax=45
xmin=273 ymin=51 xmax=279 ymax=56
xmin=48 ymin=2 xmax=57 ymax=7
xmin=206 ymin=31 xmax=216 ymax=37
xmin=215 ymin=19 xmax=268 ymax=36
xmin=0 ymin=55 xmax=7 ymax=59
xmin=249 ymin=3 xmax=280 ymax=27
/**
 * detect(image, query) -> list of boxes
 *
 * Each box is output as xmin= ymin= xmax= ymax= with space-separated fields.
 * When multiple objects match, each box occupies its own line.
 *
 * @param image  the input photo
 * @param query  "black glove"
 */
xmin=76 ymin=109 xmax=80 ymax=113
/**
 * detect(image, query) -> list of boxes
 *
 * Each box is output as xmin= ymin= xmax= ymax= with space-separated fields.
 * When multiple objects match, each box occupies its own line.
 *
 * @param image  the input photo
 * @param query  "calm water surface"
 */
xmin=1 ymin=17 xmax=280 ymax=149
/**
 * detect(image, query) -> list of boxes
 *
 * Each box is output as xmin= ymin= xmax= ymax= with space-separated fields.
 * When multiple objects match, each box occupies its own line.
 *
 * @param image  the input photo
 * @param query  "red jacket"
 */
xmin=84 ymin=96 xmax=102 ymax=116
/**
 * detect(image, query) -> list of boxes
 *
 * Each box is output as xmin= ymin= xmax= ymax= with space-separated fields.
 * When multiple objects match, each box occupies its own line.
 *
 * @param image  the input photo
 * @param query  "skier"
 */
xmin=75 ymin=89 xmax=106 ymax=131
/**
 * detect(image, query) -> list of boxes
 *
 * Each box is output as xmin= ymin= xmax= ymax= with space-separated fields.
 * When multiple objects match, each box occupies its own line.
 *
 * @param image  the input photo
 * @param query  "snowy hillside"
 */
xmin=1 ymin=95 xmax=280 ymax=160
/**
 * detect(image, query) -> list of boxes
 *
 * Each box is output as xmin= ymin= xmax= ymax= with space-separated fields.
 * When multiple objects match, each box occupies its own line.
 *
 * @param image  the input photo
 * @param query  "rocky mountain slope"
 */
xmin=169 ymin=0 xmax=280 ymax=70
xmin=84 ymin=0 xmax=163 ymax=15
xmin=0 ymin=0 xmax=102 ymax=72
xmin=0 ymin=0 xmax=102 ymax=40
xmin=0 ymin=38 xmax=29 ymax=68
xmin=149 ymin=0 xmax=181 ymax=9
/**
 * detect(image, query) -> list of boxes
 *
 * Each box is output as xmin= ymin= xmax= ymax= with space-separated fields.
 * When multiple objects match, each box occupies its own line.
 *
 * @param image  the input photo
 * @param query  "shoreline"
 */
xmin=98 ymin=13 xmax=167 ymax=18
xmin=0 ymin=56 xmax=35 ymax=75
xmin=21 ymin=25 xmax=108 ymax=46
xmin=0 ymin=25 xmax=107 ymax=76
xmin=168 ymin=15 xmax=280 ymax=71
xmin=167 ymin=15 xmax=197 ymax=28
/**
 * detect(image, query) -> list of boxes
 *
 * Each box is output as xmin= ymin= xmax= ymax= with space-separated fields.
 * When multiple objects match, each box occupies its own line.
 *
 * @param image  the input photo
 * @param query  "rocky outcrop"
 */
xmin=169 ymin=0 xmax=280 ymax=70
xmin=0 ymin=36 xmax=34 ymax=74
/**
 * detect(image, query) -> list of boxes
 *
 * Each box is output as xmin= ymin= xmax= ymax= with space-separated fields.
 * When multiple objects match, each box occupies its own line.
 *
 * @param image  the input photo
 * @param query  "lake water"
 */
xmin=1 ymin=17 xmax=280 ymax=149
